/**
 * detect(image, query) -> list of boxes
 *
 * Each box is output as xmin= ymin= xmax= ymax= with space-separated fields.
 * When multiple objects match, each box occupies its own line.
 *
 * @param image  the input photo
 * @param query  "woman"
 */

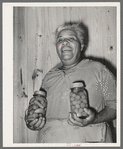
xmin=26 ymin=22 xmax=116 ymax=143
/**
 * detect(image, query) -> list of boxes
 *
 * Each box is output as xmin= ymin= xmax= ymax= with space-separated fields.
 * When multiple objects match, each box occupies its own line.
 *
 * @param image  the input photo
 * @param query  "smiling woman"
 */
xmin=25 ymin=21 xmax=116 ymax=143
xmin=56 ymin=29 xmax=82 ymax=66
xmin=55 ymin=22 xmax=87 ymax=69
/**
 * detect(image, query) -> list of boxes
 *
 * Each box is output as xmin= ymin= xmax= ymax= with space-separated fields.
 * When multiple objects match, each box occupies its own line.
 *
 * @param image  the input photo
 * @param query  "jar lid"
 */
xmin=33 ymin=90 xmax=47 ymax=97
xmin=71 ymin=82 xmax=84 ymax=88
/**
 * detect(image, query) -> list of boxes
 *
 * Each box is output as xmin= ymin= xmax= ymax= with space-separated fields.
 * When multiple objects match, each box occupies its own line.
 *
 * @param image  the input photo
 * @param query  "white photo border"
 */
xmin=3 ymin=2 xmax=121 ymax=147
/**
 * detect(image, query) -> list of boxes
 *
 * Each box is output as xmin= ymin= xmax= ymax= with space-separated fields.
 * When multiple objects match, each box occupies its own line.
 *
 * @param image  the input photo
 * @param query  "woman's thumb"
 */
xmin=84 ymin=108 xmax=91 ymax=115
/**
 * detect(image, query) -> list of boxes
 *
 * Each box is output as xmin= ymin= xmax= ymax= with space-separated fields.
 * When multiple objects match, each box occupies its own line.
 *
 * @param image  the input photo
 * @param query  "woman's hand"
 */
xmin=25 ymin=95 xmax=47 ymax=131
xmin=68 ymin=106 xmax=116 ymax=127
xmin=29 ymin=96 xmax=47 ymax=117
xmin=25 ymin=116 xmax=46 ymax=131
xmin=25 ymin=108 xmax=46 ymax=131
xmin=68 ymin=108 xmax=96 ymax=127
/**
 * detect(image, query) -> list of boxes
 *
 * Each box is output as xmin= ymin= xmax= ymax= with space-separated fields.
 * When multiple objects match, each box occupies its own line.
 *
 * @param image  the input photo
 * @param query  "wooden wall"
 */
xmin=13 ymin=7 xmax=117 ymax=143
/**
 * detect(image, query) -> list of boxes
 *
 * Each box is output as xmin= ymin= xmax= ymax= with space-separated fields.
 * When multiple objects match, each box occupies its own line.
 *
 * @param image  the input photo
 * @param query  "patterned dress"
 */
xmin=36 ymin=59 xmax=116 ymax=143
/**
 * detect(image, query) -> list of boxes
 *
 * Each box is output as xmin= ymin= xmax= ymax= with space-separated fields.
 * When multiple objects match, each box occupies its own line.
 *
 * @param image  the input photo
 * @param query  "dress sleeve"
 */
xmin=40 ymin=77 xmax=46 ymax=90
xmin=100 ymin=66 xmax=116 ymax=110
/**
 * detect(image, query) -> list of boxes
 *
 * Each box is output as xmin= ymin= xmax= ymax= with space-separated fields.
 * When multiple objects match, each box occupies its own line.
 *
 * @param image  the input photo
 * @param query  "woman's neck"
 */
xmin=60 ymin=59 xmax=82 ymax=70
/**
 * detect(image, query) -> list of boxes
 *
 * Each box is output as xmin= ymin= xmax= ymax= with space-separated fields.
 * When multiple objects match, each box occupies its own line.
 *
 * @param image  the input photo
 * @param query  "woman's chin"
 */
xmin=61 ymin=57 xmax=75 ymax=66
xmin=62 ymin=57 xmax=72 ymax=61
xmin=61 ymin=54 xmax=73 ymax=61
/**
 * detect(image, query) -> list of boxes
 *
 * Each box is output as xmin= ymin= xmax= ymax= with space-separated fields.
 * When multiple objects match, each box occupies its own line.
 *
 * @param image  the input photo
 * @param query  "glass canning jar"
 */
xmin=69 ymin=81 xmax=89 ymax=119
xmin=25 ymin=88 xmax=47 ymax=128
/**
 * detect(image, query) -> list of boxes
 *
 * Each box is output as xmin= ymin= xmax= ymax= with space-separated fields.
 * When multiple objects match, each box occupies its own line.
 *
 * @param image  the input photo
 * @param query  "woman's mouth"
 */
xmin=62 ymin=46 xmax=72 ymax=52
xmin=60 ymin=46 xmax=73 ymax=60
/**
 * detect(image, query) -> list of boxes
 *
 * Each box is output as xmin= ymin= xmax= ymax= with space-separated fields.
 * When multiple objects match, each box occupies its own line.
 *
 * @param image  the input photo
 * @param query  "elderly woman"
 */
xmin=25 ymin=22 xmax=116 ymax=143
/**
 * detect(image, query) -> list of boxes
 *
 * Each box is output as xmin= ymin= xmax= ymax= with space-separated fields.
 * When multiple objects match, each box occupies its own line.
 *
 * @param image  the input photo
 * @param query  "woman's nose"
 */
xmin=62 ymin=39 xmax=69 ymax=45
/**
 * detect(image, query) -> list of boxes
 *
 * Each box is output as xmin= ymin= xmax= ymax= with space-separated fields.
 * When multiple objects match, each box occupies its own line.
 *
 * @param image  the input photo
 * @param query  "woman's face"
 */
xmin=56 ymin=29 xmax=83 ymax=67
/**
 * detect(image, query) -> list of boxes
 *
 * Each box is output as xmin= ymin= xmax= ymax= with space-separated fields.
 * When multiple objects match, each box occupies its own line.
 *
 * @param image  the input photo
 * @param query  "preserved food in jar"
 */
xmin=70 ymin=81 xmax=89 ymax=119
xmin=25 ymin=88 xmax=47 ymax=129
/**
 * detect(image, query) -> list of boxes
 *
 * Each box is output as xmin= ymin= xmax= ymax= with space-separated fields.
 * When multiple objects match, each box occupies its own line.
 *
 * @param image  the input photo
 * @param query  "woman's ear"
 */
xmin=81 ymin=44 xmax=84 ymax=51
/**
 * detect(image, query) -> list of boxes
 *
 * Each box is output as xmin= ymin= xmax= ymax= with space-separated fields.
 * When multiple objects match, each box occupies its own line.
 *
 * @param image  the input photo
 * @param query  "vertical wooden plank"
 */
xmin=26 ymin=7 xmax=38 ymax=143
xmin=19 ymin=7 xmax=28 ymax=143
xmin=42 ymin=7 xmax=58 ymax=76
xmin=63 ymin=7 xmax=71 ymax=22
xmin=43 ymin=7 xmax=52 ymax=75
xmin=78 ymin=7 xmax=88 ymax=22
xmin=13 ymin=7 xmax=20 ymax=143
xmin=56 ymin=7 xmax=65 ymax=26
xmin=70 ymin=7 xmax=81 ymax=22
xmin=13 ymin=7 xmax=28 ymax=143
xmin=85 ymin=7 xmax=103 ymax=58
xmin=103 ymin=7 xmax=116 ymax=68
xmin=48 ymin=7 xmax=60 ymax=68
xmin=32 ymin=7 xmax=44 ymax=91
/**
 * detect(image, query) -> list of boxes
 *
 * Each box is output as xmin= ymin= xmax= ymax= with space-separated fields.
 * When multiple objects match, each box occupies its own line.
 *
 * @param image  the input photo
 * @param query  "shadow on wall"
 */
xmin=85 ymin=56 xmax=117 ymax=78
xmin=77 ymin=21 xmax=117 ymax=78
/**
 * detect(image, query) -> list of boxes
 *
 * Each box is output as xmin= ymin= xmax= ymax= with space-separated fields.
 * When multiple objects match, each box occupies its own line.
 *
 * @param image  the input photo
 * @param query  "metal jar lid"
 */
xmin=33 ymin=90 xmax=47 ymax=97
xmin=71 ymin=82 xmax=84 ymax=88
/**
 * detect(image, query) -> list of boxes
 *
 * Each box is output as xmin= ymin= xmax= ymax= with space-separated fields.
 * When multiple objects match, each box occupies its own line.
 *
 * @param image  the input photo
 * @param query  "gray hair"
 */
xmin=55 ymin=22 xmax=88 ymax=46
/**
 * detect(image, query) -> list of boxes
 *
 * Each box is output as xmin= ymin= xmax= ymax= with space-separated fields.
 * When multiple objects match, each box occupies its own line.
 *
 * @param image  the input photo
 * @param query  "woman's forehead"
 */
xmin=57 ymin=29 xmax=77 ymax=37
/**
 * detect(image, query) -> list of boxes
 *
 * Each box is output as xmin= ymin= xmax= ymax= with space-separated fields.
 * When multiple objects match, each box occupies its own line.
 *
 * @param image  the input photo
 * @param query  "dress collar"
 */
xmin=50 ymin=59 xmax=90 ymax=74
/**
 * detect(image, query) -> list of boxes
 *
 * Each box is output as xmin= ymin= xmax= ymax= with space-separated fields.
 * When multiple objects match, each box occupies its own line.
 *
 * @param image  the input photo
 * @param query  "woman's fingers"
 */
xmin=72 ymin=113 xmax=84 ymax=123
xmin=26 ymin=117 xmax=46 ymax=131
xmin=67 ymin=120 xmax=73 ymax=125
xmin=67 ymin=119 xmax=74 ymax=126
xmin=28 ymin=119 xmax=38 ymax=127
xmin=72 ymin=112 xmax=89 ymax=126
xmin=26 ymin=95 xmax=48 ymax=131
xmin=33 ymin=117 xmax=43 ymax=128
xmin=27 ymin=113 xmax=39 ymax=119
xmin=36 ymin=117 xmax=46 ymax=130
xmin=68 ymin=112 xmax=90 ymax=126
xmin=68 ymin=113 xmax=83 ymax=127
xmin=83 ymin=108 xmax=95 ymax=123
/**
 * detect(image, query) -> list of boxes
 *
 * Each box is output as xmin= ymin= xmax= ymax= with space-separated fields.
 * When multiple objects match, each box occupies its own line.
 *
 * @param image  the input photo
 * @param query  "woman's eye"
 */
xmin=57 ymin=38 xmax=63 ymax=43
xmin=69 ymin=37 xmax=77 ymax=40
xmin=56 ymin=36 xmax=77 ymax=44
